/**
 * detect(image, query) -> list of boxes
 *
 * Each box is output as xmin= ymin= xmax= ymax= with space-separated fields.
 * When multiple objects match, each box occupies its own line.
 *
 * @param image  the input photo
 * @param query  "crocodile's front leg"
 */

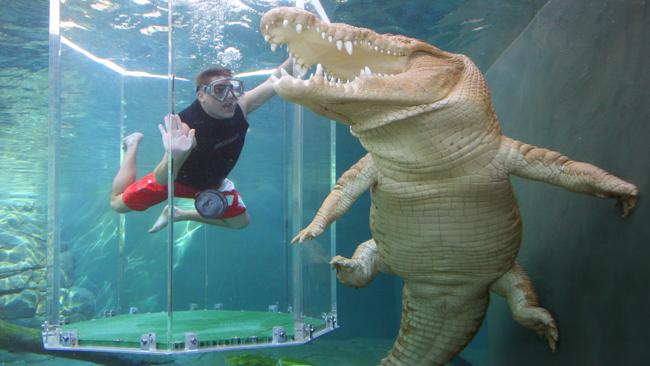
xmin=499 ymin=136 xmax=639 ymax=216
xmin=292 ymin=153 xmax=377 ymax=243
xmin=491 ymin=262 xmax=559 ymax=352
xmin=292 ymin=154 xmax=385 ymax=288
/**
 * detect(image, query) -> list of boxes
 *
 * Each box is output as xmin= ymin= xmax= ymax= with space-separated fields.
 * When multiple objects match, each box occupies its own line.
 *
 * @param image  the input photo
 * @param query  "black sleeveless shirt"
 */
xmin=176 ymin=100 xmax=249 ymax=189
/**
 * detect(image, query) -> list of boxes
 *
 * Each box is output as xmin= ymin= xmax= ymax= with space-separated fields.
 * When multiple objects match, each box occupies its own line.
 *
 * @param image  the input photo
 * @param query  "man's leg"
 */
xmin=110 ymin=132 xmax=143 ymax=213
xmin=148 ymin=181 xmax=249 ymax=233
xmin=148 ymin=206 xmax=249 ymax=233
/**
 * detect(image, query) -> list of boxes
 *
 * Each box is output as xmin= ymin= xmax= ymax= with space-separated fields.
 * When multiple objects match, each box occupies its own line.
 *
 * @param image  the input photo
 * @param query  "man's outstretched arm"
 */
xmin=238 ymin=58 xmax=293 ymax=116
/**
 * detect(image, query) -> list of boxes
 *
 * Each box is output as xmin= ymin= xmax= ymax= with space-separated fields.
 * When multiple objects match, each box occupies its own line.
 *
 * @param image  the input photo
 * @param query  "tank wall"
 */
xmin=486 ymin=0 xmax=650 ymax=364
xmin=0 ymin=0 xmax=49 ymax=326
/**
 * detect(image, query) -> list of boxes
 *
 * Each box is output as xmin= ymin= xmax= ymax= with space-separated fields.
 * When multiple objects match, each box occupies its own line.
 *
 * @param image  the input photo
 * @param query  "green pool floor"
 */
xmin=63 ymin=310 xmax=325 ymax=348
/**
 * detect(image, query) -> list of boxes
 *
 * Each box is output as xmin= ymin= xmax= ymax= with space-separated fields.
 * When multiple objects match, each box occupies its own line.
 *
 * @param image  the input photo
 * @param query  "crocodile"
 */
xmin=260 ymin=7 xmax=639 ymax=365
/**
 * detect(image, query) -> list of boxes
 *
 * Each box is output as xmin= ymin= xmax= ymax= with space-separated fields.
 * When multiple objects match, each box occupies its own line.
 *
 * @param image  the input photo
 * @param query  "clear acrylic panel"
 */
xmin=45 ymin=0 xmax=177 ymax=351
xmin=168 ymin=0 xmax=336 ymax=351
xmin=292 ymin=108 xmax=338 ymax=332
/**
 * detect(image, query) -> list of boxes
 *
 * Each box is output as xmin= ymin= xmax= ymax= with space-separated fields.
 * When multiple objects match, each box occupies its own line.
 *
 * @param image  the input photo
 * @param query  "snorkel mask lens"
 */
xmin=202 ymin=78 xmax=244 ymax=101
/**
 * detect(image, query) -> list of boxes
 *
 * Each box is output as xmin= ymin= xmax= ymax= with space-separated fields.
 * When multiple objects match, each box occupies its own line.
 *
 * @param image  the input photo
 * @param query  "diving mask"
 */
xmin=200 ymin=78 xmax=244 ymax=101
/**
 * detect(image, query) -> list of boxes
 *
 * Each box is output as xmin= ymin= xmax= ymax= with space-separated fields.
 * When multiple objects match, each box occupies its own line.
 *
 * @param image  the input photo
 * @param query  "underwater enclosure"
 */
xmin=0 ymin=0 xmax=649 ymax=365
xmin=45 ymin=0 xmax=339 ymax=354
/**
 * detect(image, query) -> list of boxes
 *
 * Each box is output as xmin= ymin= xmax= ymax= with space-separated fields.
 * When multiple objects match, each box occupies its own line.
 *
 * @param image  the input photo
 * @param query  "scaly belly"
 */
xmin=370 ymin=175 xmax=521 ymax=284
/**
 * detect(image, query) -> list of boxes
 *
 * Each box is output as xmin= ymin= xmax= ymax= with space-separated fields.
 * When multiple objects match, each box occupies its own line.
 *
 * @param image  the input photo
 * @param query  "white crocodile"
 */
xmin=261 ymin=7 xmax=639 ymax=365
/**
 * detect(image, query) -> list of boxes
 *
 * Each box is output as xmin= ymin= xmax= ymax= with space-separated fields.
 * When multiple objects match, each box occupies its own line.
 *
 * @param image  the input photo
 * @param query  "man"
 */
xmin=109 ymin=60 xmax=291 ymax=233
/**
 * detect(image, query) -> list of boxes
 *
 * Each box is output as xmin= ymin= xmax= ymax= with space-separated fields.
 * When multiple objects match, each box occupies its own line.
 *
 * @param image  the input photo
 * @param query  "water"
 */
xmin=2 ymin=0 xmax=649 ymax=365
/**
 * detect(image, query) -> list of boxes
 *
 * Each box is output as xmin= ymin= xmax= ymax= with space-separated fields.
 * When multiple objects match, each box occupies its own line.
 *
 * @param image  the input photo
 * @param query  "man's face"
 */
xmin=197 ymin=76 xmax=238 ymax=119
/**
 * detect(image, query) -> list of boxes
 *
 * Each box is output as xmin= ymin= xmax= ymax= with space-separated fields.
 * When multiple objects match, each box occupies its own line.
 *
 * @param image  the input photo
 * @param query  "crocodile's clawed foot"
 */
xmin=606 ymin=181 xmax=639 ymax=217
xmin=617 ymin=192 xmax=639 ymax=218
xmin=513 ymin=306 xmax=559 ymax=352
xmin=330 ymin=255 xmax=367 ymax=288
xmin=291 ymin=223 xmax=324 ymax=244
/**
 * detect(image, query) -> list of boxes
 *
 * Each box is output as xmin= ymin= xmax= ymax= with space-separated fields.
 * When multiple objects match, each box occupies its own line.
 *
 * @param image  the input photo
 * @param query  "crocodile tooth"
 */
xmin=344 ymin=40 xmax=353 ymax=55
xmin=316 ymin=26 xmax=320 ymax=33
xmin=328 ymin=35 xmax=333 ymax=43
xmin=321 ymin=32 xmax=326 ymax=39
xmin=264 ymin=35 xmax=270 ymax=42
xmin=270 ymin=43 xmax=277 ymax=52
xmin=336 ymin=40 xmax=343 ymax=51
xmin=282 ymin=19 xmax=289 ymax=28
xmin=315 ymin=64 xmax=323 ymax=76
xmin=364 ymin=66 xmax=372 ymax=76
xmin=296 ymin=63 xmax=306 ymax=77
xmin=296 ymin=23 xmax=303 ymax=33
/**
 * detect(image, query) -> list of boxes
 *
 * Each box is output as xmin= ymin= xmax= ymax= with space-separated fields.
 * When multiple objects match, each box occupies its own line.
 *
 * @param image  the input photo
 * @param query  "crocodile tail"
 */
xmin=381 ymin=286 xmax=488 ymax=366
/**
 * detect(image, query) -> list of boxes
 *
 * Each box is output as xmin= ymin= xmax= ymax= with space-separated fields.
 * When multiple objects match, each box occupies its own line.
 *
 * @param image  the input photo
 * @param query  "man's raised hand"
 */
xmin=158 ymin=114 xmax=195 ymax=158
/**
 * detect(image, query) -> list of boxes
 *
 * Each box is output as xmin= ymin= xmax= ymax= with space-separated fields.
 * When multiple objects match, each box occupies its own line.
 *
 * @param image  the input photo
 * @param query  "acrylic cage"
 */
xmin=44 ymin=0 xmax=338 ymax=354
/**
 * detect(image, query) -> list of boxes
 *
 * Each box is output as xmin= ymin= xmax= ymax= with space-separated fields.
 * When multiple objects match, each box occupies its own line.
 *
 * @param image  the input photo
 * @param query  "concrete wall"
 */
xmin=486 ymin=0 xmax=650 ymax=364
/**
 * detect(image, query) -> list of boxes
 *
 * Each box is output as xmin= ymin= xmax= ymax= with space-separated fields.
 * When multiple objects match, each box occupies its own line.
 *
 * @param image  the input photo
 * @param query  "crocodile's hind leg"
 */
xmin=490 ymin=262 xmax=559 ymax=351
xmin=381 ymin=285 xmax=489 ymax=366
xmin=330 ymin=239 xmax=390 ymax=288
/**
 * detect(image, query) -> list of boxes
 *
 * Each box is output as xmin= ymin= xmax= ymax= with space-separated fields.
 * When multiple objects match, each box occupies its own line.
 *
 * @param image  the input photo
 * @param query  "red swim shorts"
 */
xmin=121 ymin=173 xmax=246 ymax=218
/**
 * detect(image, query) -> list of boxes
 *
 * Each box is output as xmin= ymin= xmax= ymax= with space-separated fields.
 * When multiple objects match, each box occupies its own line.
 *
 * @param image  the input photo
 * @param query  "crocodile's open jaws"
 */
xmin=261 ymin=7 xmax=463 ymax=124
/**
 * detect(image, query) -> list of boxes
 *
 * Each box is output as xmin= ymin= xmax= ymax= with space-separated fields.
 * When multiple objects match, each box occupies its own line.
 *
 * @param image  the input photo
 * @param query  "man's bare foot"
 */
xmin=149 ymin=205 xmax=182 ymax=233
xmin=123 ymin=132 xmax=143 ymax=152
